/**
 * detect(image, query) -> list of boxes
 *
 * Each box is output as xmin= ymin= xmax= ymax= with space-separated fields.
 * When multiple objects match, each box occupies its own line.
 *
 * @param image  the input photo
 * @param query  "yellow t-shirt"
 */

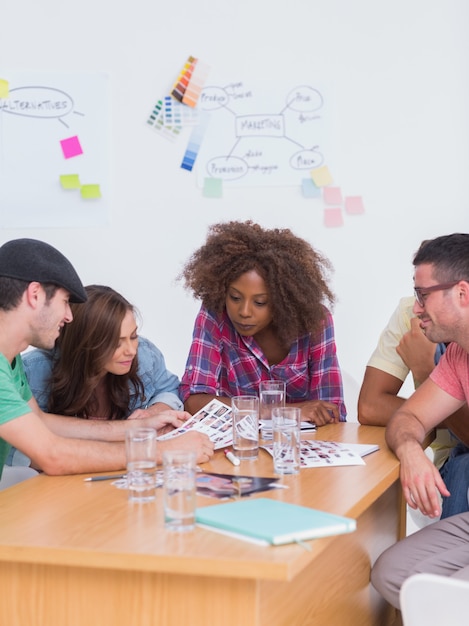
xmin=367 ymin=296 xmax=454 ymax=469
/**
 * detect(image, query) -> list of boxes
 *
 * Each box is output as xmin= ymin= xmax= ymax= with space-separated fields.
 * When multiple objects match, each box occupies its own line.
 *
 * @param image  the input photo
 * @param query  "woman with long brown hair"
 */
xmin=24 ymin=284 xmax=182 ymax=420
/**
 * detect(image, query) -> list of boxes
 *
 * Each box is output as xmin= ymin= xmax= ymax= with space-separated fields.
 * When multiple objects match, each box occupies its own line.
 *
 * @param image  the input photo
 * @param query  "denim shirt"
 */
xmin=435 ymin=342 xmax=446 ymax=365
xmin=22 ymin=336 xmax=183 ymax=414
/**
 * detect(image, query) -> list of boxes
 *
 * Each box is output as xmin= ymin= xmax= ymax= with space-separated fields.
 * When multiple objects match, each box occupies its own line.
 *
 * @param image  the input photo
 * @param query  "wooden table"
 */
xmin=0 ymin=423 xmax=403 ymax=626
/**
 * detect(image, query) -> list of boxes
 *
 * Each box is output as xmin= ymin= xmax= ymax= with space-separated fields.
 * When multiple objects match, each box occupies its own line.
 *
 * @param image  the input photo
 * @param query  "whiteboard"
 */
xmin=0 ymin=0 xmax=468 ymax=405
xmin=0 ymin=71 xmax=109 ymax=227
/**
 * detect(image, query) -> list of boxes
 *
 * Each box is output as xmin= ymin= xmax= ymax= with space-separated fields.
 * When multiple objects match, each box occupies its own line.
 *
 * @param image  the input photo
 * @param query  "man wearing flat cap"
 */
xmin=0 ymin=239 xmax=213 ymax=476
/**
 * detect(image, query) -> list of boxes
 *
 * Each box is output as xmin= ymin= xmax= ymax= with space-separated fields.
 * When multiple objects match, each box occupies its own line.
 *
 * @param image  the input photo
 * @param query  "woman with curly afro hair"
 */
xmin=179 ymin=221 xmax=346 ymax=426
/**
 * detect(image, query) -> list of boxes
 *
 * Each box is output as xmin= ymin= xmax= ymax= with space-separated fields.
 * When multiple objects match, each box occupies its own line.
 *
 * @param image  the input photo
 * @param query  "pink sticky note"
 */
xmin=344 ymin=196 xmax=365 ymax=215
xmin=324 ymin=207 xmax=344 ymax=228
xmin=60 ymin=136 xmax=83 ymax=159
xmin=323 ymin=186 xmax=343 ymax=205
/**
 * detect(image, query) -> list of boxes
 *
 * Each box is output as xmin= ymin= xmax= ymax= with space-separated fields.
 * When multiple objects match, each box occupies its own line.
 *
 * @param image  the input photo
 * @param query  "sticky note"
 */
xmin=323 ymin=186 xmax=343 ymax=205
xmin=324 ymin=207 xmax=344 ymax=228
xmin=311 ymin=166 xmax=333 ymax=187
xmin=80 ymin=184 xmax=101 ymax=199
xmin=0 ymin=79 xmax=9 ymax=98
xmin=344 ymin=196 xmax=365 ymax=215
xmin=203 ymin=178 xmax=223 ymax=198
xmin=60 ymin=174 xmax=81 ymax=189
xmin=60 ymin=136 xmax=83 ymax=159
xmin=301 ymin=178 xmax=321 ymax=198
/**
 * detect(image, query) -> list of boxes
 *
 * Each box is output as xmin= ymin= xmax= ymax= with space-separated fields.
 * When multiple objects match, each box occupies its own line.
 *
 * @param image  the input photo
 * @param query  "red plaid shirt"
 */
xmin=179 ymin=306 xmax=346 ymax=420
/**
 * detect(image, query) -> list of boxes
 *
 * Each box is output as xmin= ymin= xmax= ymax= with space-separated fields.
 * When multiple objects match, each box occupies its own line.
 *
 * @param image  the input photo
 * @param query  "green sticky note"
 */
xmin=203 ymin=177 xmax=223 ymax=198
xmin=0 ymin=79 xmax=9 ymax=98
xmin=60 ymin=174 xmax=81 ymax=189
xmin=80 ymin=184 xmax=101 ymax=199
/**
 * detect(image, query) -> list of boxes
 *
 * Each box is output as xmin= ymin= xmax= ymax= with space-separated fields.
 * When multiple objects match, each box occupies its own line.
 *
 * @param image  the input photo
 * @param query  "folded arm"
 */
xmin=358 ymin=366 xmax=406 ymax=425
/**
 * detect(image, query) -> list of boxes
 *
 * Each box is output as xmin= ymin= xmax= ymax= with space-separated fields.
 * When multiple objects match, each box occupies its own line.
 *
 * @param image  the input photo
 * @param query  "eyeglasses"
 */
xmin=414 ymin=281 xmax=460 ymax=307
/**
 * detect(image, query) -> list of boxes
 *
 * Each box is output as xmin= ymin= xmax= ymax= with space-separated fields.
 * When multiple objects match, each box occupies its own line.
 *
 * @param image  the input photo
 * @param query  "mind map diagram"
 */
xmin=195 ymin=81 xmax=331 ymax=188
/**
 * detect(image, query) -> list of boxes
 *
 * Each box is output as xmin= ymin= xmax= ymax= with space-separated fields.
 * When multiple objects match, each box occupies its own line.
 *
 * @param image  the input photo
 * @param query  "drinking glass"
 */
xmin=272 ymin=407 xmax=301 ymax=475
xmin=259 ymin=379 xmax=286 ymax=422
xmin=232 ymin=395 xmax=259 ymax=460
xmin=163 ymin=450 xmax=197 ymax=531
xmin=125 ymin=427 xmax=157 ymax=502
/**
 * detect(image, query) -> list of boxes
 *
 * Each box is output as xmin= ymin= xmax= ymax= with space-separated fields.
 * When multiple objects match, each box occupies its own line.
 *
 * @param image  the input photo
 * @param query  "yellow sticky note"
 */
xmin=80 ymin=184 xmax=101 ymax=199
xmin=311 ymin=166 xmax=333 ymax=188
xmin=0 ymin=79 xmax=9 ymax=98
xmin=60 ymin=174 xmax=81 ymax=189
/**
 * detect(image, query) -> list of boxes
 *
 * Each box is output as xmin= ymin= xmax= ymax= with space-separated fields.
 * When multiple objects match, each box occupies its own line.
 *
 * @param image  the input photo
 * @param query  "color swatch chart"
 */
xmin=146 ymin=99 xmax=182 ymax=142
xmin=171 ymin=56 xmax=210 ymax=108
xmin=180 ymin=111 xmax=210 ymax=172
xmin=146 ymin=55 xmax=210 ymax=158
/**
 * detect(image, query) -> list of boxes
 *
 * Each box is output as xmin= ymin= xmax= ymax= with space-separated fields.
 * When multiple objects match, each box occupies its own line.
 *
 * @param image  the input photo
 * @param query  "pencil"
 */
xmin=83 ymin=474 xmax=126 ymax=482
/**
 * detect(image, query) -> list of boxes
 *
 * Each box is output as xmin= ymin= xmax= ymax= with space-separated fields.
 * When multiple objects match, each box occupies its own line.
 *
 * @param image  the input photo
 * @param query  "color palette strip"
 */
xmin=182 ymin=59 xmax=210 ymax=108
xmin=180 ymin=111 xmax=210 ymax=172
xmin=171 ymin=55 xmax=210 ymax=109
xmin=146 ymin=99 xmax=182 ymax=142
xmin=163 ymin=95 xmax=199 ymax=127
xmin=171 ymin=56 xmax=197 ymax=103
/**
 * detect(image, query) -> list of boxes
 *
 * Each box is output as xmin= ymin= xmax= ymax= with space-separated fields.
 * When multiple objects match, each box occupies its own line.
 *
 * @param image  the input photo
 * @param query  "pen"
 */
xmin=224 ymin=449 xmax=240 ymax=466
xmin=84 ymin=474 xmax=126 ymax=482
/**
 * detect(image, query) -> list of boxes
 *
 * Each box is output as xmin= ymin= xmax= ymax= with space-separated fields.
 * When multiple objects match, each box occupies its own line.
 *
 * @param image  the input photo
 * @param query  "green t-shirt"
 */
xmin=0 ymin=354 xmax=33 ymax=474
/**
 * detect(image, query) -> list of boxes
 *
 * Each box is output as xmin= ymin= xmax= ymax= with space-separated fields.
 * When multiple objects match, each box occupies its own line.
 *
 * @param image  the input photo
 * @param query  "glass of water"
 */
xmin=232 ymin=395 xmax=259 ymax=460
xmin=163 ymin=450 xmax=197 ymax=532
xmin=125 ymin=427 xmax=157 ymax=502
xmin=259 ymin=380 xmax=286 ymax=422
xmin=272 ymin=407 xmax=301 ymax=475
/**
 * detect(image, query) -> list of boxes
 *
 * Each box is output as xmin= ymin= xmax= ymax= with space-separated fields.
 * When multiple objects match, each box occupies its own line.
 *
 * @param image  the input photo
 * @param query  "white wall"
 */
xmin=1 ymin=0 xmax=468 ymax=416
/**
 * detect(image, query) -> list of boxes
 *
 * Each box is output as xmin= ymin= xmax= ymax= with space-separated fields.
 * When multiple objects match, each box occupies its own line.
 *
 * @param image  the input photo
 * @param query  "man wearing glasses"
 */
xmin=358 ymin=246 xmax=469 ymax=519
xmin=371 ymin=233 xmax=469 ymax=609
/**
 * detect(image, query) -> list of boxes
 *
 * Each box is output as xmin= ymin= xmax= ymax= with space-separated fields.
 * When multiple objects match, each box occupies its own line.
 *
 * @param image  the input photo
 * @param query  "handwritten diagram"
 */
xmin=195 ymin=81 xmax=331 ymax=188
xmin=0 ymin=85 xmax=84 ymax=126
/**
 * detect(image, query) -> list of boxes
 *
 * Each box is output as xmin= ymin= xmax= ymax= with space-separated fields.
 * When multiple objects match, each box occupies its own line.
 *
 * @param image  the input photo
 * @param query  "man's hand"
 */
xmin=396 ymin=317 xmax=437 ymax=386
xmin=397 ymin=441 xmax=450 ymax=518
xmin=158 ymin=431 xmax=214 ymax=464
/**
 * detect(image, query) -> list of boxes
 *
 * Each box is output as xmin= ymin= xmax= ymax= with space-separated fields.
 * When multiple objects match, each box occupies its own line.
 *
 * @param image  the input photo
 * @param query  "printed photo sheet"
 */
xmin=157 ymin=399 xmax=234 ymax=449
xmin=261 ymin=439 xmax=366 ymax=467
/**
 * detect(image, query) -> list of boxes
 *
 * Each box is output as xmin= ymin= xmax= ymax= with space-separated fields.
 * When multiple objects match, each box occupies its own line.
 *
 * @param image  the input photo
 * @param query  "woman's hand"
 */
xmin=296 ymin=400 xmax=340 ymax=426
xmin=127 ymin=409 xmax=190 ymax=435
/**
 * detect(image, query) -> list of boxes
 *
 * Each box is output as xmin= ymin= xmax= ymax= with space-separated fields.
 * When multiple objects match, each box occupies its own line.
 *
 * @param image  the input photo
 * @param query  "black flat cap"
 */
xmin=0 ymin=238 xmax=87 ymax=303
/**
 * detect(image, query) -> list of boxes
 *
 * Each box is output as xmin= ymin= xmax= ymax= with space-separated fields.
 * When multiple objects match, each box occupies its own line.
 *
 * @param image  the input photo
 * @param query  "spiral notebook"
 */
xmin=195 ymin=498 xmax=356 ymax=546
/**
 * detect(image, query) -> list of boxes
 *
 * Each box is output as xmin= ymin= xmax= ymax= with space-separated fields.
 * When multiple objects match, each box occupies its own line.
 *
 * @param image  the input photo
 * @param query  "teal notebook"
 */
xmin=195 ymin=498 xmax=356 ymax=546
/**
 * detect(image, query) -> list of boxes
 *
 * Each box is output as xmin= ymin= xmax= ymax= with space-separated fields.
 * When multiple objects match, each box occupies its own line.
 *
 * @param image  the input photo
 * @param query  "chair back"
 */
xmin=341 ymin=370 xmax=360 ymax=422
xmin=400 ymin=572 xmax=469 ymax=626
xmin=0 ymin=465 xmax=39 ymax=490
